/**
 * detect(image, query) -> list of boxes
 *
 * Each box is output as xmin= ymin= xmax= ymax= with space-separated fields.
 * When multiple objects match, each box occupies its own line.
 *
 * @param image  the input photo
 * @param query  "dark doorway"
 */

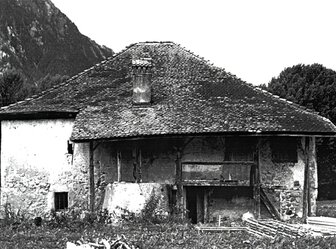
xmin=186 ymin=186 xmax=254 ymax=224
xmin=186 ymin=187 xmax=204 ymax=224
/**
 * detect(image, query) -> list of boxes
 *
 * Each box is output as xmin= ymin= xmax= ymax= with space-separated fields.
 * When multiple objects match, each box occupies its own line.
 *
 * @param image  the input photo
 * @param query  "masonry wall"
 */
xmin=0 ymin=119 xmax=89 ymax=217
xmin=1 ymin=130 xmax=317 ymax=221
xmin=92 ymin=136 xmax=316 ymax=221
xmin=259 ymin=137 xmax=316 ymax=220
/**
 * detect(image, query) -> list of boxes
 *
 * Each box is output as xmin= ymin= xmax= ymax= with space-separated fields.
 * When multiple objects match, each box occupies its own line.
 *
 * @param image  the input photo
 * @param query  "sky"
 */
xmin=51 ymin=0 xmax=336 ymax=85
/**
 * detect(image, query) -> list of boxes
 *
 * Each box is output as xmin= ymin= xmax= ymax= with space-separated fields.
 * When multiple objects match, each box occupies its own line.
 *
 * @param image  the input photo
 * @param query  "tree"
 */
xmin=267 ymin=63 xmax=336 ymax=124
xmin=265 ymin=64 xmax=336 ymax=200
xmin=0 ymin=69 xmax=25 ymax=107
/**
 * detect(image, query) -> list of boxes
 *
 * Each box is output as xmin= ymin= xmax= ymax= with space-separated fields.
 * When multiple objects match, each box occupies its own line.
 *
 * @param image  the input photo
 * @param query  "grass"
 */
xmin=2 ymin=202 xmax=336 ymax=249
xmin=2 ymin=220 xmax=336 ymax=249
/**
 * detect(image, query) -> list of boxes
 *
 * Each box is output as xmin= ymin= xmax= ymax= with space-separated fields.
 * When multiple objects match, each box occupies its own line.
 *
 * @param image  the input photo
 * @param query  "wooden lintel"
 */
xmin=182 ymin=180 xmax=250 ymax=187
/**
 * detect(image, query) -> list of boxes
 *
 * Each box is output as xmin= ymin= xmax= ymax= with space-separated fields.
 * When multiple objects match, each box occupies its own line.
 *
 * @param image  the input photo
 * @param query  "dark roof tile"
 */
xmin=0 ymin=42 xmax=335 ymax=139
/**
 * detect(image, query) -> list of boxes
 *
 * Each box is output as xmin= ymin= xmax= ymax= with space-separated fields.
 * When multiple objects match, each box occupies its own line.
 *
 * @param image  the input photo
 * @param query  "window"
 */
xmin=225 ymin=138 xmax=256 ymax=162
xmin=271 ymin=137 xmax=298 ymax=163
xmin=67 ymin=140 xmax=73 ymax=154
xmin=54 ymin=192 xmax=68 ymax=211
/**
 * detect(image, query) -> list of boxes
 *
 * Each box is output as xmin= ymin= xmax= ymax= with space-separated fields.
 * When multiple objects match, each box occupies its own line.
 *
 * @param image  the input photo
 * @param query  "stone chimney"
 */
xmin=132 ymin=58 xmax=153 ymax=104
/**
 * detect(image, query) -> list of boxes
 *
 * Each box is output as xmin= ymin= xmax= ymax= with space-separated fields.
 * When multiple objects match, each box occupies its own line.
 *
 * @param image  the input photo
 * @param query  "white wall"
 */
xmin=0 ymin=118 xmax=77 ymax=216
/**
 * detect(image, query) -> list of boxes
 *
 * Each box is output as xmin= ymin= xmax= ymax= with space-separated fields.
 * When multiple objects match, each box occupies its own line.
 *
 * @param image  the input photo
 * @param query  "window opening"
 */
xmin=271 ymin=137 xmax=298 ymax=163
xmin=225 ymin=138 xmax=256 ymax=162
xmin=54 ymin=192 xmax=68 ymax=211
xmin=67 ymin=140 xmax=73 ymax=154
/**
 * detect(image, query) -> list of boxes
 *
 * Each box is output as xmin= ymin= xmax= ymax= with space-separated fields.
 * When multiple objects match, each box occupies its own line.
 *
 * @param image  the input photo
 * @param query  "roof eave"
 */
xmin=70 ymin=130 xmax=336 ymax=143
xmin=0 ymin=111 xmax=78 ymax=120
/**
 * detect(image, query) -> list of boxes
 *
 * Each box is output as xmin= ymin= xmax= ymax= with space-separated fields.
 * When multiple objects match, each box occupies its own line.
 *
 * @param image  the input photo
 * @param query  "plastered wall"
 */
xmin=0 ymin=119 xmax=89 ymax=216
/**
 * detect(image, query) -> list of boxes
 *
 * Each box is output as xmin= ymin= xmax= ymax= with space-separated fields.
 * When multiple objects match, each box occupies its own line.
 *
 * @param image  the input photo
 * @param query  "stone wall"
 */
xmin=0 ymin=119 xmax=89 ymax=217
xmin=259 ymin=137 xmax=317 ymax=219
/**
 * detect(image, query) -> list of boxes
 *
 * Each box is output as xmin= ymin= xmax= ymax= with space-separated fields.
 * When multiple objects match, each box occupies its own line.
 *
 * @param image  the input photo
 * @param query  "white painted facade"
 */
xmin=0 ymin=118 xmax=76 ymax=215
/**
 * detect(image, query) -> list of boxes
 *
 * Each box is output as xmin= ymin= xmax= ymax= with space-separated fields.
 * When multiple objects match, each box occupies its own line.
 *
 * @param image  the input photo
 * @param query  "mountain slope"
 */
xmin=0 ymin=0 xmax=113 ymax=83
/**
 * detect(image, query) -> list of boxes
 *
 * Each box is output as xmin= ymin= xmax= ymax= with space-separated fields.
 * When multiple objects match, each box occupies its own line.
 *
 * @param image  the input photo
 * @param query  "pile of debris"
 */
xmin=305 ymin=216 xmax=336 ymax=236
xmin=66 ymin=236 xmax=137 ymax=249
xmin=198 ymin=213 xmax=336 ymax=239
xmin=243 ymin=218 xmax=309 ymax=238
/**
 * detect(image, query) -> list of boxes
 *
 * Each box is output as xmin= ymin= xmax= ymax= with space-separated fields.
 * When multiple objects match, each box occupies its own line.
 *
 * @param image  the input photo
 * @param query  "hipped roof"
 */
xmin=1 ymin=41 xmax=336 ymax=141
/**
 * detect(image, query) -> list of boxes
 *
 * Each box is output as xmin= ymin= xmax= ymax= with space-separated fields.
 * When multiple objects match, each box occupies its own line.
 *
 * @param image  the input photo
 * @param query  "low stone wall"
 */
xmin=102 ymin=182 xmax=170 ymax=217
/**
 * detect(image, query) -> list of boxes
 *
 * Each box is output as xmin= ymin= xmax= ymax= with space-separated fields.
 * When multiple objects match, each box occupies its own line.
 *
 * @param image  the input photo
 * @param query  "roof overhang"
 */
xmin=71 ymin=130 xmax=336 ymax=143
xmin=0 ymin=111 xmax=78 ymax=120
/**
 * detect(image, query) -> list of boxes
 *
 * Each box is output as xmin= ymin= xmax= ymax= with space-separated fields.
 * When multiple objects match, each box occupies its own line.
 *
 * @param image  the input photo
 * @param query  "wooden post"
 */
xmin=204 ymin=190 xmax=208 ymax=223
xmin=176 ymin=149 xmax=183 ymax=214
xmin=303 ymin=137 xmax=310 ymax=222
xmin=117 ymin=151 xmax=121 ymax=182
xmin=89 ymin=141 xmax=95 ymax=212
xmin=253 ymin=139 xmax=261 ymax=219
xmin=138 ymin=148 xmax=142 ymax=182
xmin=132 ymin=146 xmax=142 ymax=183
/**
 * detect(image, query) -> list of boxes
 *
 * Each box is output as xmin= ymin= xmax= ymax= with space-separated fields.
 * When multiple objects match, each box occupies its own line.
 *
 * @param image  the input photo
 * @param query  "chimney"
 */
xmin=132 ymin=58 xmax=153 ymax=104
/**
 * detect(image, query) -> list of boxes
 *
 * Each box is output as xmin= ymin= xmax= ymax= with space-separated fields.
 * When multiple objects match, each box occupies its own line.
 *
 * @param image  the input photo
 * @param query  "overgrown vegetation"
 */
xmin=2 ymin=210 xmax=336 ymax=248
xmin=2 ymin=199 xmax=336 ymax=248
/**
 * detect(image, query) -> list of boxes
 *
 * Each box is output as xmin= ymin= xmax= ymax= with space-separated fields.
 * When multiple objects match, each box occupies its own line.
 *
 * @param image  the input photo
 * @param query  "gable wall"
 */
xmin=0 ymin=119 xmax=89 ymax=216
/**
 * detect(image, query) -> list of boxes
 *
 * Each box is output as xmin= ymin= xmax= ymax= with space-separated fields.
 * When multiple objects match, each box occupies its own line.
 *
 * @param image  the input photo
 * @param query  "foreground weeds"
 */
xmin=2 ymin=219 xmax=336 ymax=249
xmin=2 ymin=206 xmax=336 ymax=248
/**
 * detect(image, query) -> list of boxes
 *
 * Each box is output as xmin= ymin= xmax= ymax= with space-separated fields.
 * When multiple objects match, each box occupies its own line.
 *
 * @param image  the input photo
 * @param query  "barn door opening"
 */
xmin=185 ymin=187 xmax=204 ymax=224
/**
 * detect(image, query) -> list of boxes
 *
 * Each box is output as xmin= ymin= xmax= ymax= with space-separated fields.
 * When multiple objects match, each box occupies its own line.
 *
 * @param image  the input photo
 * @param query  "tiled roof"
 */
xmin=1 ymin=41 xmax=336 ymax=140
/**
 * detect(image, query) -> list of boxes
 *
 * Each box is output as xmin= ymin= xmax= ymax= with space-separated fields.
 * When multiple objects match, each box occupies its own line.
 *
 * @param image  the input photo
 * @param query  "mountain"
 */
xmin=0 ymin=0 xmax=113 ymax=83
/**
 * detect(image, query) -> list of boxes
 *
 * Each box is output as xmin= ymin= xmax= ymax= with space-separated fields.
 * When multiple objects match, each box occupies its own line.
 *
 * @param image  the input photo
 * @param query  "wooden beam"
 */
xmin=132 ymin=146 xmax=142 ymax=183
xmin=196 ymin=192 xmax=203 ymax=223
xmin=253 ymin=139 xmax=261 ymax=219
xmin=204 ymin=190 xmax=208 ymax=223
xmin=303 ymin=137 xmax=310 ymax=222
xmin=89 ymin=141 xmax=95 ymax=212
xmin=117 ymin=151 xmax=121 ymax=182
xmin=176 ymin=149 xmax=183 ymax=213
xmin=138 ymin=148 xmax=142 ymax=182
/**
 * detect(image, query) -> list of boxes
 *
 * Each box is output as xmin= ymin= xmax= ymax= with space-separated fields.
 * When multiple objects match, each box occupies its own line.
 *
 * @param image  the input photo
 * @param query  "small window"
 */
xmin=225 ymin=138 xmax=256 ymax=162
xmin=271 ymin=137 xmax=298 ymax=163
xmin=67 ymin=141 xmax=73 ymax=154
xmin=54 ymin=192 xmax=68 ymax=211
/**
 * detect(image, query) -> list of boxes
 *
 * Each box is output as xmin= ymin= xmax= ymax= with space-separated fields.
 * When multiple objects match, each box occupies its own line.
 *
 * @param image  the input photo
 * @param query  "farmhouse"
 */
xmin=0 ymin=42 xmax=336 ymax=223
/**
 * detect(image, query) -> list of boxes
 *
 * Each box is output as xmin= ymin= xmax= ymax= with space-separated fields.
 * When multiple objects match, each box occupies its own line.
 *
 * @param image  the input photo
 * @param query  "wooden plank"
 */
xmin=89 ymin=141 xmax=95 ymax=212
xmin=260 ymin=188 xmax=281 ymax=220
xmin=182 ymin=180 xmax=250 ymax=186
